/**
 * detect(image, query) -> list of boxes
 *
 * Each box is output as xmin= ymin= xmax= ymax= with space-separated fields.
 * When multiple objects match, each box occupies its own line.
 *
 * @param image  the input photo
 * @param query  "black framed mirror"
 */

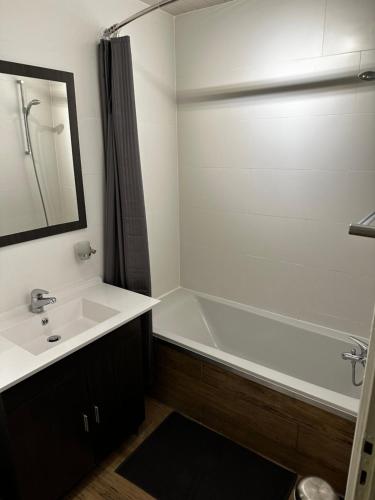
xmin=0 ymin=60 xmax=86 ymax=247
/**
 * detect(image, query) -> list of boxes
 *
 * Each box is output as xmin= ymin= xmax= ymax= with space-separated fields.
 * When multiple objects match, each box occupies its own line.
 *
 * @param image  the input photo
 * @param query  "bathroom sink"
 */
xmin=0 ymin=298 xmax=120 ymax=355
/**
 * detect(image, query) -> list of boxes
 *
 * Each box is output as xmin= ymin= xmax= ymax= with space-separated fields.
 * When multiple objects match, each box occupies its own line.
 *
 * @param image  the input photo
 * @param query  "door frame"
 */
xmin=346 ymin=310 xmax=375 ymax=499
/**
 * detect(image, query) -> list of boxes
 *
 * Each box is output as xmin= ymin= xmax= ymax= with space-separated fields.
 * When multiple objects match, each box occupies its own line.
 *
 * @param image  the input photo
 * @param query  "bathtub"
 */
xmin=153 ymin=288 xmax=362 ymax=419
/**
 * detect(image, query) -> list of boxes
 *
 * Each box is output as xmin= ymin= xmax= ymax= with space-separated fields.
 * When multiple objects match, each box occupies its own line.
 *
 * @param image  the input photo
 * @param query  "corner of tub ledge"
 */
xmin=156 ymin=287 xmax=183 ymax=301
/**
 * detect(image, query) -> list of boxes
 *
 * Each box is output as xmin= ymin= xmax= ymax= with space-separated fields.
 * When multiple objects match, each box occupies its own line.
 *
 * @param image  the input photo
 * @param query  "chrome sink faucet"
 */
xmin=30 ymin=289 xmax=57 ymax=314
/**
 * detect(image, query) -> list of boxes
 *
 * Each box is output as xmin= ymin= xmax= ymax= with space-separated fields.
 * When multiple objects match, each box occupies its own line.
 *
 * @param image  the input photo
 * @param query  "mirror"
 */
xmin=0 ymin=60 xmax=86 ymax=247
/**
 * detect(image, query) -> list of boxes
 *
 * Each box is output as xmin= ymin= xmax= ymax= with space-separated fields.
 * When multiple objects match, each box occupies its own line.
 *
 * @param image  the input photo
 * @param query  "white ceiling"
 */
xmin=142 ymin=0 xmax=233 ymax=16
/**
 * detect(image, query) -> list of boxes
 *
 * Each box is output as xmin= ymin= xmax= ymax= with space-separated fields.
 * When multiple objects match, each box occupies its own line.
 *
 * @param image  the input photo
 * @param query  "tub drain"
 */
xmin=47 ymin=335 xmax=61 ymax=343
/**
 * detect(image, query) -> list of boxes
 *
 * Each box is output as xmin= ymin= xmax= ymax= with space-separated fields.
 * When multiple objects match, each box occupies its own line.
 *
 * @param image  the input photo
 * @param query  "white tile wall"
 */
xmin=0 ymin=0 xmax=180 ymax=310
xmin=177 ymin=0 xmax=375 ymax=336
xmin=324 ymin=0 xmax=375 ymax=55
xmin=176 ymin=0 xmax=326 ymax=89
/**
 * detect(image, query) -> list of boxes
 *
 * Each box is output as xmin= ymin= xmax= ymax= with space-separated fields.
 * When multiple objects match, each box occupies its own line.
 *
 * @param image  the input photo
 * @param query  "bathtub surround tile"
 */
xmin=313 ymin=51 xmax=361 ymax=78
xmin=244 ymin=85 xmax=359 ymax=119
xmin=241 ymin=216 xmax=375 ymax=278
xmin=359 ymin=49 xmax=375 ymax=74
xmin=242 ymin=256 xmax=308 ymax=319
xmin=356 ymin=50 xmax=375 ymax=113
xmin=246 ymin=170 xmax=349 ymax=223
xmin=301 ymin=268 xmax=375 ymax=336
xmin=181 ymin=167 xmax=249 ymax=213
xmin=241 ymin=215 xmax=312 ymax=265
xmin=296 ymin=310 xmax=368 ymax=340
xmin=324 ymin=0 xmax=375 ymax=55
xmin=176 ymin=0 xmax=326 ymax=90
xmin=246 ymin=114 xmax=365 ymax=172
xmin=178 ymin=108 xmax=253 ymax=169
xmin=181 ymin=244 xmax=247 ymax=305
xmin=181 ymin=207 xmax=249 ymax=253
xmin=177 ymin=0 xmax=375 ymax=339
xmin=347 ymin=171 xmax=375 ymax=224
xmin=350 ymin=114 xmax=375 ymax=170
xmin=176 ymin=51 xmax=361 ymax=120
xmin=180 ymin=207 xmax=375 ymax=334
xmin=178 ymin=78 xmax=359 ymax=123
xmin=179 ymin=111 xmax=375 ymax=173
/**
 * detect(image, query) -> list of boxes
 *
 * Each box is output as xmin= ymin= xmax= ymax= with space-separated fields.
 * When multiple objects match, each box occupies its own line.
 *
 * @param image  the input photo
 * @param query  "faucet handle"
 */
xmin=31 ymin=288 xmax=49 ymax=298
xmin=349 ymin=336 xmax=368 ymax=355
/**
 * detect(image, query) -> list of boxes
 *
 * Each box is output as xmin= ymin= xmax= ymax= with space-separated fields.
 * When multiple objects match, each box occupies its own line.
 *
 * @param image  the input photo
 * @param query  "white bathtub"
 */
xmin=153 ymin=288 xmax=363 ymax=420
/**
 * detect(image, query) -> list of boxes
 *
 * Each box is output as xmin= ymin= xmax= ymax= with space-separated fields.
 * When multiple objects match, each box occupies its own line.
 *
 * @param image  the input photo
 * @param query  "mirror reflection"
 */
xmin=0 ymin=73 xmax=79 ymax=237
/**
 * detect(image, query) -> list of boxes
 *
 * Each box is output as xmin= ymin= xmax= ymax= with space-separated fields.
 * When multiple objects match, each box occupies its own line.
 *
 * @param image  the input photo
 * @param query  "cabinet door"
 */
xmin=86 ymin=318 xmax=145 ymax=459
xmin=4 ymin=359 xmax=94 ymax=500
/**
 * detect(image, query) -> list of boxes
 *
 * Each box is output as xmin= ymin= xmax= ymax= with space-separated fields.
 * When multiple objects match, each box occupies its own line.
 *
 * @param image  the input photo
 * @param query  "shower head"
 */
xmin=25 ymin=99 xmax=41 ymax=116
xmin=358 ymin=71 xmax=375 ymax=81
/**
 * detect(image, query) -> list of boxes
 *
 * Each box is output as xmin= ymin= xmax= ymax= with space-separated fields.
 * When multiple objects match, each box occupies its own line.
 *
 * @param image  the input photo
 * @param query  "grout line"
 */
xmin=320 ymin=0 xmax=328 ymax=57
xmin=181 ymin=165 xmax=375 ymax=173
xmin=172 ymin=13 xmax=182 ymax=288
xmin=181 ymin=240 xmax=375 ymax=280
xmin=182 ymin=202 xmax=356 ymax=224
xmin=181 ymin=206 xmax=353 ymax=224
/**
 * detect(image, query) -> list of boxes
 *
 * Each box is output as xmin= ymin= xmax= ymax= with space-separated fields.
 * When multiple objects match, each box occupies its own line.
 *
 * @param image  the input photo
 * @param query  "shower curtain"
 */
xmin=98 ymin=36 xmax=153 ymax=385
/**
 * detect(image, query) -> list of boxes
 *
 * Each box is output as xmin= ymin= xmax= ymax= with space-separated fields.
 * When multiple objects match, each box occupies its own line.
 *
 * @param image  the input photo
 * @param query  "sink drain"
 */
xmin=47 ymin=335 xmax=61 ymax=343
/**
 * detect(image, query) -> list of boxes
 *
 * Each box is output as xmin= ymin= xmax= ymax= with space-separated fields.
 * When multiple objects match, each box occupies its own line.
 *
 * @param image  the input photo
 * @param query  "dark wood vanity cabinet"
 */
xmin=86 ymin=318 xmax=144 ymax=460
xmin=0 ymin=318 xmax=145 ymax=500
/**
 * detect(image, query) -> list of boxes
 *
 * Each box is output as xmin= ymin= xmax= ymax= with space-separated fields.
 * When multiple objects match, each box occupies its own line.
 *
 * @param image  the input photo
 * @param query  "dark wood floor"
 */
xmin=66 ymin=397 xmax=297 ymax=500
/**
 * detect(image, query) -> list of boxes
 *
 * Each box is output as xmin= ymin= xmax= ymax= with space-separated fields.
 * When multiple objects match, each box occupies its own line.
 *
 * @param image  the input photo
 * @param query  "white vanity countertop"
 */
xmin=0 ymin=278 xmax=159 ymax=393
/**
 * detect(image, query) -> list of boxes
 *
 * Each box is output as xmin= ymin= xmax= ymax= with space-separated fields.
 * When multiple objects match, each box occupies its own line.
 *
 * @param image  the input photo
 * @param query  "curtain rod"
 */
xmin=102 ymin=0 xmax=179 ymax=39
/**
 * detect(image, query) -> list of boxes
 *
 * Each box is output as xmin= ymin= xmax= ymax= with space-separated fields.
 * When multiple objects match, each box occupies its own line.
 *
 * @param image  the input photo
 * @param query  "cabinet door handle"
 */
xmin=94 ymin=405 xmax=100 ymax=424
xmin=83 ymin=414 xmax=90 ymax=433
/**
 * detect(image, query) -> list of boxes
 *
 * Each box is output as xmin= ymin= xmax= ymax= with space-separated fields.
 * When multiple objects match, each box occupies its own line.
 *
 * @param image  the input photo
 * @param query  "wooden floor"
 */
xmin=66 ymin=398 xmax=296 ymax=500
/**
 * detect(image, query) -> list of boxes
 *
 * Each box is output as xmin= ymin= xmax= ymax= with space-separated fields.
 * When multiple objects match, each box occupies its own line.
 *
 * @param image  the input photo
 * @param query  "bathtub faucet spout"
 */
xmin=341 ymin=350 xmax=365 ymax=366
xmin=341 ymin=336 xmax=368 ymax=387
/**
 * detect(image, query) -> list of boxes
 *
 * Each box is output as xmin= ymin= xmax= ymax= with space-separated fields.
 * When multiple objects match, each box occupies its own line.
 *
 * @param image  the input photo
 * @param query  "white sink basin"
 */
xmin=0 ymin=279 xmax=159 ymax=393
xmin=1 ymin=298 xmax=120 ymax=355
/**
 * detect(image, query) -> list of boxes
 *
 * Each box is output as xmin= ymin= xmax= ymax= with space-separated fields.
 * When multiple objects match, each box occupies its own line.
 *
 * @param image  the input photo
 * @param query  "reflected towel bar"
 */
xmin=349 ymin=211 xmax=375 ymax=238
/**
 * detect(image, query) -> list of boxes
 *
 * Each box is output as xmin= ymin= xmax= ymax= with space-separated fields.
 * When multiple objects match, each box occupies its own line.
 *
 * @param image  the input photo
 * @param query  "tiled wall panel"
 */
xmin=176 ymin=0 xmax=375 ymax=336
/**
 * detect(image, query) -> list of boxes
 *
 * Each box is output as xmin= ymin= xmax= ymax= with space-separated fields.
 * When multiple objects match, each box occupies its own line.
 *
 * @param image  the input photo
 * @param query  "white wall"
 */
xmin=125 ymin=12 xmax=180 ymax=297
xmin=176 ymin=0 xmax=375 ymax=337
xmin=0 ymin=0 xmax=180 ymax=311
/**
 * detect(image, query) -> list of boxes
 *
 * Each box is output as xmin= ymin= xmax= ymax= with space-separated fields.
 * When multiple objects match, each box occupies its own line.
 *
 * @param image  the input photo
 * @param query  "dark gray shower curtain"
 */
xmin=98 ymin=36 xmax=153 ymax=385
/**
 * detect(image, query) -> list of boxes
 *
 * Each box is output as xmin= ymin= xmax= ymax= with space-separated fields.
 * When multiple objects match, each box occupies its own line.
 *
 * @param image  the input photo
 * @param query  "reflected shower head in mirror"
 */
xmin=25 ymin=99 xmax=41 ymax=116
xmin=53 ymin=123 xmax=64 ymax=134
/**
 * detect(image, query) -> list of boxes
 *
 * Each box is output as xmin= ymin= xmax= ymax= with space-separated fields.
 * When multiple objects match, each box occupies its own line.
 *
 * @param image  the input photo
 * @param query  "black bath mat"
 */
xmin=116 ymin=412 xmax=296 ymax=499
